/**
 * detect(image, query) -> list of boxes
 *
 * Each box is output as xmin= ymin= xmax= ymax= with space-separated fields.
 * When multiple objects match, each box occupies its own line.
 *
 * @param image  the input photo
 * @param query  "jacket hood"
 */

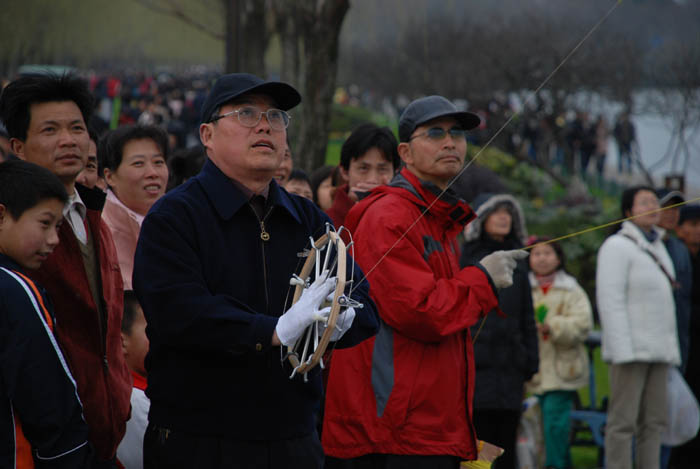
xmin=463 ymin=193 xmax=528 ymax=244
xmin=345 ymin=168 xmax=476 ymax=235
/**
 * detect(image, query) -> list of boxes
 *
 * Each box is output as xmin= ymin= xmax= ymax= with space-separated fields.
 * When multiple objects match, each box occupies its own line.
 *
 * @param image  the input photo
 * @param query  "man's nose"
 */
xmin=57 ymin=127 xmax=78 ymax=145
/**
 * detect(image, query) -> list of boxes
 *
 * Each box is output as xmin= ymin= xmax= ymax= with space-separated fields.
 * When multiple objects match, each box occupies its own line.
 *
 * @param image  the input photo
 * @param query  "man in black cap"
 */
xmin=132 ymin=73 xmax=378 ymax=469
xmin=656 ymin=189 xmax=692 ymax=373
xmin=322 ymin=95 xmax=526 ymax=468
xmin=656 ymin=189 xmax=692 ymax=469
xmin=670 ymin=203 xmax=700 ymax=468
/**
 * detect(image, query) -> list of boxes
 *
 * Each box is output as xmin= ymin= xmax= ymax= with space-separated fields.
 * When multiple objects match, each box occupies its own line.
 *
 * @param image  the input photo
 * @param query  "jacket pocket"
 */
xmin=554 ymin=345 xmax=586 ymax=382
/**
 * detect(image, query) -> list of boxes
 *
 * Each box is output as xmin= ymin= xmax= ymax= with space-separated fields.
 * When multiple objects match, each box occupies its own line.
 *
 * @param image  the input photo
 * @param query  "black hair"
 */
xmin=310 ymin=165 xmax=335 ymax=206
xmin=339 ymin=123 xmax=400 ymax=171
xmin=167 ymin=146 xmax=206 ymax=191
xmin=98 ymin=124 xmax=170 ymax=173
xmin=621 ymin=185 xmax=656 ymax=218
xmin=526 ymin=236 xmax=567 ymax=272
xmin=288 ymin=168 xmax=310 ymax=185
xmin=0 ymin=73 xmax=94 ymax=141
xmin=87 ymin=124 xmax=100 ymax=145
xmin=122 ymin=290 xmax=142 ymax=335
xmin=0 ymin=159 xmax=68 ymax=220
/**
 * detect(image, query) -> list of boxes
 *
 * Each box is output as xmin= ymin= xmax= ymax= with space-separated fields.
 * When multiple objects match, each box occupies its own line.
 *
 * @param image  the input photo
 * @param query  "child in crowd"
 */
xmin=525 ymin=236 xmax=593 ymax=469
xmin=0 ymin=160 xmax=91 ymax=467
xmin=117 ymin=291 xmax=151 ymax=469
xmin=284 ymin=169 xmax=313 ymax=201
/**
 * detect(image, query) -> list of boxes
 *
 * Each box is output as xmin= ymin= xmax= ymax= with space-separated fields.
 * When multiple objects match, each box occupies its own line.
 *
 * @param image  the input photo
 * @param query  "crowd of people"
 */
xmin=0 ymin=68 xmax=698 ymax=469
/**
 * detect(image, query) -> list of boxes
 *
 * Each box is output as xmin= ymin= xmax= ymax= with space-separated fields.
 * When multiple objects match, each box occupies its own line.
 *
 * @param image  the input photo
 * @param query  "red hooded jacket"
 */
xmin=322 ymin=168 xmax=499 ymax=460
xmin=28 ymin=185 xmax=132 ymax=461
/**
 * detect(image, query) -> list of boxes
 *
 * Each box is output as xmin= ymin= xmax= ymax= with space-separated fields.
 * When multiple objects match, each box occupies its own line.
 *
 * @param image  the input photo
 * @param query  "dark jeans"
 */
xmin=143 ymin=423 xmax=323 ymax=469
xmin=325 ymin=453 xmax=461 ymax=469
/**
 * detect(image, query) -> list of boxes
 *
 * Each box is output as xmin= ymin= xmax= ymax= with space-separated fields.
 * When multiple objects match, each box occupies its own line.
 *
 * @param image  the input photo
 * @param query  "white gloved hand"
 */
xmin=276 ymin=273 xmax=337 ymax=347
xmin=318 ymin=306 xmax=356 ymax=342
xmin=479 ymin=249 xmax=529 ymax=289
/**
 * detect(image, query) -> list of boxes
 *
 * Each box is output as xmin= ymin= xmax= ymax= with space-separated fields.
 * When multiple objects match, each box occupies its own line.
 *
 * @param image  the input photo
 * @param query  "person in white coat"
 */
xmin=596 ymin=186 xmax=680 ymax=469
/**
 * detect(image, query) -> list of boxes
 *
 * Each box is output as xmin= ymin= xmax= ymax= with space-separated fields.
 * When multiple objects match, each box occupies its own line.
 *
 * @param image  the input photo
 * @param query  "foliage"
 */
xmin=475 ymin=147 xmax=622 ymax=304
xmin=329 ymin=103 xmax=395 ymax=137
xmin=324 ymin=103 xmax=397 ymax=165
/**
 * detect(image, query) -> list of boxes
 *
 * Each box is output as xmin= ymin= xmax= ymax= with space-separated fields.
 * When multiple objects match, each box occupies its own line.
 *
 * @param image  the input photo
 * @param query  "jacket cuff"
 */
xmin=251 ymin=314 xmax=280 ymax=353
xmin=474 ymin=262 xmax=500 ymax=297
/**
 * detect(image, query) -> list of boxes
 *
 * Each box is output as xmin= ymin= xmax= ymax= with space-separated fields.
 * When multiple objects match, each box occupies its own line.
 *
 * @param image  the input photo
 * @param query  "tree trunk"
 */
xmin=224 ymin=0 xmax=239 ymax=73
xmin=296 ymin=0 xmax=350 ymax=172
xmin=270 ymin=0 xmax=301 ymax=85
xmin=223 ymin=0 xmax=267 ymax=75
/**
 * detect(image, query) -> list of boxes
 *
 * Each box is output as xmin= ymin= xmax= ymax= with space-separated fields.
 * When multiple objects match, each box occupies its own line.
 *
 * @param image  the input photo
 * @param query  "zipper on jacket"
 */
xmin=251 ymin=204 xmax=274 ymax=315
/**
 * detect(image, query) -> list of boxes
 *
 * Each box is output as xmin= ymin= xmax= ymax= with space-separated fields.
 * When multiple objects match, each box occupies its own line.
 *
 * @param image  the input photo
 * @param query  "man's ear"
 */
xmin=120 ymin=331 xmax=129 ymax=356
xmin=397 ymin=142 xmax=412 ymax=166
xmin=9 ymin=138 xmax=25 ymax=159
xmin=199 ymin=123 xmax=213 ymax=150
xmin=0 ymin=204 xmax=6 ymax=227
xmin=338 ymin=165 xmax=349 ymax=182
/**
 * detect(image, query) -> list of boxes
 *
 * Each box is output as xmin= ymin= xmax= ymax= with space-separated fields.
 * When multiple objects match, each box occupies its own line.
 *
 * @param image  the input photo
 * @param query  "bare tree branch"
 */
xmin=131 ymin=0 xmax=225 ymax=41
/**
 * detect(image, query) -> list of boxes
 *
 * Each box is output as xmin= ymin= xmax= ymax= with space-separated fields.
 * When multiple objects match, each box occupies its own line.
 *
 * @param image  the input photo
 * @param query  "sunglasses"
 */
xmin=409 ymin=127 xmax=467 ymax=141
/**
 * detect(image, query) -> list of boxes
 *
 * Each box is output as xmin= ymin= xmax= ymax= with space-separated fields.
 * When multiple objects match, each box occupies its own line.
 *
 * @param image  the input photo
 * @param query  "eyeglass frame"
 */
xmin=409 ymin=126 xmax=467 ymax=142
xmin=209 ymin=106 xmax=291 ymax=130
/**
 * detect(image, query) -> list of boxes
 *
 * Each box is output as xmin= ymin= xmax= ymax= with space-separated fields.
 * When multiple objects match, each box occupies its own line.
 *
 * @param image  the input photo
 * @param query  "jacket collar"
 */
xmin=389 ymin=168 xmax=475 ymax=225
xmin=619 ymin=220 xmax=665 ymax=247
xmin=529 ymin=269 xmax=578 ymax=291
xmin=76 ymin=182 xmax=107 ymax=211
xmin=0 ymin=253 xmax=24 ymax=272
xmin=196 ymin=159 xmax=302 ymax=224
xmin=346 ymin=168 xmax=475 ymax=234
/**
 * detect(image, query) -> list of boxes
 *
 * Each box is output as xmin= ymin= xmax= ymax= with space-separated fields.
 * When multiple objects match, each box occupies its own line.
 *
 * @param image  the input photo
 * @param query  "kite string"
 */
xmin=349 ymin=0 xmax=624 ymax=296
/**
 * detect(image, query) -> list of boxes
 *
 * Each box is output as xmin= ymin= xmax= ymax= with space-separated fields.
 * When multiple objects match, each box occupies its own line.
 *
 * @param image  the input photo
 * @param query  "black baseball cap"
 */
xmin=199 ymin=73 xmax=301 ymax=124
xmin=399 ymin=95 xmax=481 ymax=142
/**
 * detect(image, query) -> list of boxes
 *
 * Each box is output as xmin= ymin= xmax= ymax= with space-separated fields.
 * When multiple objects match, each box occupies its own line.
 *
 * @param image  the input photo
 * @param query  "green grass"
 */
xmin=572 ymin=444 xmax=601 ymax=469
xmin=325 ymin=139 xmax=343 ymax=166
xmin=571 ymin=334 xmax=609 ymax=468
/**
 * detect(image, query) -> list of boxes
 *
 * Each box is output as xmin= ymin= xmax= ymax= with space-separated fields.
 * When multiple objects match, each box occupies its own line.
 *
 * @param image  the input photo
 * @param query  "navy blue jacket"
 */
xmin=461 ymin=238 xmax=539 ymax=411
xmin=664 ymin=234 xmax=693 ymax=373
xmin=133 ymin=159 xmax=378 ymax=439
xmin=0 ymin=254 xmax=90 ymax=467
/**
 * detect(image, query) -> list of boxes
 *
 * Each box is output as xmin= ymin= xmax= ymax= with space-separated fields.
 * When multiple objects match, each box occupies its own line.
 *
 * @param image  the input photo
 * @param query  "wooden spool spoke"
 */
xmin=287 ymin=226 xmax=348 ymax=380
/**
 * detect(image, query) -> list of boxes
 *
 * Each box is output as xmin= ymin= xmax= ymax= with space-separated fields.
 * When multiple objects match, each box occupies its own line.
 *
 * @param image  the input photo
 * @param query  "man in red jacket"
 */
xmin=0 ymin=74 xmax=132 ymax=468
xmin=326 ymin=123 xmax=400 ymax=230
xmin=323 ymin=96 xmax=527 ymax=468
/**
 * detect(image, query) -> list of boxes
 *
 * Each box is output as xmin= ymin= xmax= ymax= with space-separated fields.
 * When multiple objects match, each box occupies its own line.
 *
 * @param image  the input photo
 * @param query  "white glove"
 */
xmin=318 ymin=306 xmax=356 ymax=342
xmin=479 ymin=249 xmax=529 ymax=289
xmin=276 ymin=273 xmax=337 ymax=347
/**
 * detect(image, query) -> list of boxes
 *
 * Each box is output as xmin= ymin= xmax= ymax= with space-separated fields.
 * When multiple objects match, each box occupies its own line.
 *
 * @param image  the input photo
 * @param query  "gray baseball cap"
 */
xmin=399 ymin=95 xmax=481 ymax=142
xmin=656 ymin=188 xmax=684 ymax=207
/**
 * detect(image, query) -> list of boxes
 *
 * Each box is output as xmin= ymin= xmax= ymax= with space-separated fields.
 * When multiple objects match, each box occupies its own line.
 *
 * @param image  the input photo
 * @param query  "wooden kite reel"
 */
xmin=286 ymin=224 xmax=361 ymax=381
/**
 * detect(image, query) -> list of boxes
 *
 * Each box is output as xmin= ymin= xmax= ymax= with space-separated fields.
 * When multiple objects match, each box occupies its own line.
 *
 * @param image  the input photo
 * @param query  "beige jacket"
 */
xmin=101 ymin=190 xmax=143 ymax=290
xmin=526 ymin=270 xmax=593 ymax=394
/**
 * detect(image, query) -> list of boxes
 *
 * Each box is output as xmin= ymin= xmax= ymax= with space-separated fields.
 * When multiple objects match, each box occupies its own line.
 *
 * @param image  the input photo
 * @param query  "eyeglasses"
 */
xmin=409 ymin=127 xmax=467 ymax=141
xmin=211 ymin=106 xmax=290 ymax=131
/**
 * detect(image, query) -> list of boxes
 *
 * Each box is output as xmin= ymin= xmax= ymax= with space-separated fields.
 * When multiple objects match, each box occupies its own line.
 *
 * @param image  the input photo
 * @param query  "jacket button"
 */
xmin=255 ymin=343 xmax=263 ymax=352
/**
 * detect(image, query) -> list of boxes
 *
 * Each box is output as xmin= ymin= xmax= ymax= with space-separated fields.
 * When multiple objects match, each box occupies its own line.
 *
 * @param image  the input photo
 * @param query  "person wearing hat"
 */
xmin=655 ymin=189 xmax=693 ymax=469
xmin=656 ymin=189 xmax=692 ymax=374
xmin=132 ymin=73 xmax=379 ymax=469
xmin=322 ymin=96 xmax=527 ymax=468
xmin=670 ymin=203 xmax=700 ymax=469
